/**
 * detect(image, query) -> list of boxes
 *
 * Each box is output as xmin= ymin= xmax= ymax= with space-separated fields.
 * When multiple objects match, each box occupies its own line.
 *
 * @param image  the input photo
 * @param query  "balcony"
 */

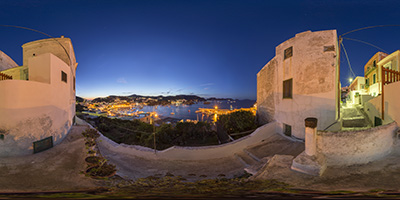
xmin=0 ymin=72 xmax=12 ymax=80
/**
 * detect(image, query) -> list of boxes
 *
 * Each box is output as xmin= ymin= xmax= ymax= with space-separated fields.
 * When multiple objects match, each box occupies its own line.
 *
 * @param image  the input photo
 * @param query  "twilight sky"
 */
xmin=0 ymin=0 xmax=399 ymax=100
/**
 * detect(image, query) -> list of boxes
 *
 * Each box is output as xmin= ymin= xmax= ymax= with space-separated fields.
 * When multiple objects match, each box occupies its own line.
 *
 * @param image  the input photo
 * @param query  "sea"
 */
xmin=138 ymin=100 xmax=255 ymax=121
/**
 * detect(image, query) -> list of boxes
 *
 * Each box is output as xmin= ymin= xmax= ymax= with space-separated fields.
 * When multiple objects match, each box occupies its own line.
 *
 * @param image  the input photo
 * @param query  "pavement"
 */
xmin=4 ymin=122 xmax=400 ymax=193
xmin=97 ymin=127 xmax=305 ymax=181
xmin=0 ymin=125 xmax=103 ymax=192
xmin=253 ymin=138 xmax=400 ymax=192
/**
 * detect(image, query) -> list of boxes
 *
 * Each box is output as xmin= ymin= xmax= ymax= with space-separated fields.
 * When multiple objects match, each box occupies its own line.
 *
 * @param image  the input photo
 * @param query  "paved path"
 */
xmin=97 ymin=128 xmax=305 ymax=181
xmin=253 ymin=139 xmax=400 ymax=192
xmin=0 ymin=125 xmax=103 ymax=192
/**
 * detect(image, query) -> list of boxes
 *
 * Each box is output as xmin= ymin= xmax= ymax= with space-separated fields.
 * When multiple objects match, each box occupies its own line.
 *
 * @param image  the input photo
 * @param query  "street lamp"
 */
xmin=152 ymin=113 xmax=158 ymax=154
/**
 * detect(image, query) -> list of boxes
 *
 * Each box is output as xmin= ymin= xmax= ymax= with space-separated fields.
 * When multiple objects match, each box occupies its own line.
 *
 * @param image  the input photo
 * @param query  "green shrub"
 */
xmin=218 ymin=110 xmax=256 ymax=134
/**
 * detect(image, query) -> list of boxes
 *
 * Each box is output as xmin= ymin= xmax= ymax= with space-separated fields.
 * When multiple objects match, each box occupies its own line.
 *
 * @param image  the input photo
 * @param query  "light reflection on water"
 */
xmin=138 ymin=100 xmax=255 ymax=120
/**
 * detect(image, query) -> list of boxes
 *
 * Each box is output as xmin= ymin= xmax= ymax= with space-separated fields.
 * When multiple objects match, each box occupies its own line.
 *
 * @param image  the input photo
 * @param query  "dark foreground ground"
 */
xmin=1 ymin=175 xmax=400 ymax=200
xmin=2 ymin=124 xmax=400 ymax=199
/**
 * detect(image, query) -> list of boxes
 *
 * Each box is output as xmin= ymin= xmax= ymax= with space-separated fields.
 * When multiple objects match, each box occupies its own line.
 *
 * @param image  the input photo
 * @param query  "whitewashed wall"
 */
xmin=316 ymin=121 xmax=397 ymax=166
xmin=76 ymin=117 xmax=278 ymax=161
xmin=0 ymin=54 xmax=74 ymax=156
xmin=364 ymin=81 xmax=400 ymax=126
xmin=257 ymin=30 xmax=338 ymax=139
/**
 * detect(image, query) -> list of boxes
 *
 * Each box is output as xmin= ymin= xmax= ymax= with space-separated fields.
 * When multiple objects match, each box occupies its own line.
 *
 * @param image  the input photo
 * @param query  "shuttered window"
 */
xmin=284 ymin=46 xmax=293 ymax=60
xmin=61 ymin=71 xmax=67 ymax=83
xmin=283 ymin=78 xmax=293 ymax=99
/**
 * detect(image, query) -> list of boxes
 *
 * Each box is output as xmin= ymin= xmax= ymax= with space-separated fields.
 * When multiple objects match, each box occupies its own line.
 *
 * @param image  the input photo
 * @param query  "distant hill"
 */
xmin=76 ymin=96 xmax=85 ymax=102
xmin=90 ymin=94 xmax=206 ymax=103
xmin=77 ymin=94 xmax=254 ymax=103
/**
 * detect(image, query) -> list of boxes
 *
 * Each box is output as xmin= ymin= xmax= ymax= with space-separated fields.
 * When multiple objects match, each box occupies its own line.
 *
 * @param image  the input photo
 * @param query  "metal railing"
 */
xmin=381 ymin=66 xmax=400 ymax=120
xmin=0 ymin=72 xmax=12 ymax=80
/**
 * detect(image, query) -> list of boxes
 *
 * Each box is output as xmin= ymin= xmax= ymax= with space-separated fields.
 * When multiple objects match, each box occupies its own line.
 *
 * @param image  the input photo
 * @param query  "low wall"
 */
xmin=76 ymin=117 xmax=277 ymax=160
xmin=364 ymin=81 xmax=400 ymax=126
xmin=316 ymin=121 xmax=398 ymax=166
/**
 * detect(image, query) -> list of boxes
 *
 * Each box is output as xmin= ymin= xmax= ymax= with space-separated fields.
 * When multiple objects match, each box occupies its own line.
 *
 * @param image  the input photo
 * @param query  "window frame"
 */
xmin=284 ymin=46 xmax=293 ymax=60
xmin=61 ymin=71 xmax=67 ymax=83
xmin=283 ymin=78 xmax=293 ymax=99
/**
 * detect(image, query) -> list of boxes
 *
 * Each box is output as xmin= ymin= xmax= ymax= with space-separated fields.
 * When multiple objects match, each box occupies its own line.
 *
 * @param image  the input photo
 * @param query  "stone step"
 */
xmin=234 ymin=151 xmax=259 ymax=167
xmin=342 ymin=118 xmax=369 ymax=127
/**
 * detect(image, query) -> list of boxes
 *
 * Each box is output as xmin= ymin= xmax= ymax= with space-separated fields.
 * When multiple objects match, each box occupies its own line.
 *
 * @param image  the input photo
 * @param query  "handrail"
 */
xmin=0 ymin=72 xmax=12 ymax=80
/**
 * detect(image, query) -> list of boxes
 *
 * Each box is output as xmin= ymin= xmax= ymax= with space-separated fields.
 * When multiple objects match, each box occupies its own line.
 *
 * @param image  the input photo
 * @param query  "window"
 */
xmin=284 ymin=46 xmax=293 ymax=60
xmin=366 ymin=78 xmax=369 ymax=86
xmin=284 ymin=124 xmax=291 ymax=137
xmin=323 ymin=45 xmax=335 ymax=52
xmin=73 ymin=77 xmax=76 ymax=90
xmin=373 ymin=74 xmax=376 ymax=84
xmin=283 ymin=78 xmax=293 ymax=99
xmin=61 ymin=71 xmax=67 ymax=83
xmin=373 ymin=60 xmax=376 ymax=67
xmin=0 ymin=134 xmax=3 ymax=140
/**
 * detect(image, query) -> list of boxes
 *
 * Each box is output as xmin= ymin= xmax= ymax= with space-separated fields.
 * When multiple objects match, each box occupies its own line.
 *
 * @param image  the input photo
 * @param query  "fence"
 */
xmin=381 ymin=66 xmax=400 ymax=119
xmin=0 ymin=72 xmax=12 ymax=80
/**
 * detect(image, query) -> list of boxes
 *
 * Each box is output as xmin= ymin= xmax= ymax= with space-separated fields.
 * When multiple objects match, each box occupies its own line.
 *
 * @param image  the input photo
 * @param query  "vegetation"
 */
xmin=218 ymin=110 xmax=257 ymax=135
xmin=88 ymin=117 xmax=218 ymax=150
xmin=154 ymin=122 xmax=218 ymax=149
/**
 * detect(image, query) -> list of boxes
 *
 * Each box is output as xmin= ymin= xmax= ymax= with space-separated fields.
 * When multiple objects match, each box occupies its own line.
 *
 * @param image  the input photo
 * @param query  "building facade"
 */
xmin=0 ymin=37 xmax=77 ymax=156
xmin=257 ymin=30 xmax=339 ymax=139
xmin=364 ymin=52 xmax=388 ymax=97
xmin=347 ymin=76 xmax=367 ymax=105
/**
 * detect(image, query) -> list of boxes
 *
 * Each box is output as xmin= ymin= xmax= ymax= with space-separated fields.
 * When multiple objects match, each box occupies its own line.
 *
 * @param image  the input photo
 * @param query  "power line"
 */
xmin=0 ymin=24 xmax=72 ymax=67
xmin=340 ymin=40 xmax=356 ymax=78
xmin=341 ymin=24 xmax=400 ymax=37
xmin=342 ymin=37 xmax=388 ymax=53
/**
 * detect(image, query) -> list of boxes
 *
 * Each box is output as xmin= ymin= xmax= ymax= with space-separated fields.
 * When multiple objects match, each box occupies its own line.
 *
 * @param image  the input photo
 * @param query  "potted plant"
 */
xmin=85 ymin=156 xmax=101 ymax=166
xmin=85 ymin=159 xmax=116 ymax=179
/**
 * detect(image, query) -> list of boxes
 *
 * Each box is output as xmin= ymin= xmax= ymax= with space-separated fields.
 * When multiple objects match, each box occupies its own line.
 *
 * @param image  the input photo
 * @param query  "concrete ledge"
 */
xmin=291 ymin=151 xmax=326 ymax=176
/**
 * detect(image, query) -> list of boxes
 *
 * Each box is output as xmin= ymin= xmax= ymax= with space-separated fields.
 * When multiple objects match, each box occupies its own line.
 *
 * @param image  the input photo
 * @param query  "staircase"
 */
xmin=341 ymin=106 xmax=371 ymax=129
xmin=234 ymin=149 xmax=267 ymax=175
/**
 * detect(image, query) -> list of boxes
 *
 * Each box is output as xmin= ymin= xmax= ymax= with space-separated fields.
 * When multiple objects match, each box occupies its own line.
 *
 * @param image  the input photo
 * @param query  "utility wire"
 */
xmin=340 ymin=40 xmax=356 ymax=78
xmin=341 ymin=24 xmax=400 ymax=37
xmin=0 ymin=24 xmax=72 ymax=67
xmin=342 ymin=37 xmax=388 ymax=53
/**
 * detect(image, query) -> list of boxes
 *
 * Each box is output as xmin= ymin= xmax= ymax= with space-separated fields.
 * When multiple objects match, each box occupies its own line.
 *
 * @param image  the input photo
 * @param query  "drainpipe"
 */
xmin=305 ymin=118 xmax=318 ymax=156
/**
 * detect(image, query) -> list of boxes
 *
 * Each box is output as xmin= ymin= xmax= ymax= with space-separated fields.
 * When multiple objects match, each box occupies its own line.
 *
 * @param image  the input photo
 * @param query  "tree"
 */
xmin=218 ymin=110 xmax=256 ymax=134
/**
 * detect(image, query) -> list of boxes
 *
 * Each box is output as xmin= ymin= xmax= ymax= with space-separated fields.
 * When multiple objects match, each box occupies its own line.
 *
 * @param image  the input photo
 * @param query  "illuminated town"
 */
xmin=79 ymin=96 xmax=256 ymax=124
xmin=1 ymin=0 xmax=400 ymax=199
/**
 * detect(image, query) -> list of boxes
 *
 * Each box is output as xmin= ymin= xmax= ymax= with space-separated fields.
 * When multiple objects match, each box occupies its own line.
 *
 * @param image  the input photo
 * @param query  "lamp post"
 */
xmin=152 ymin=113 xmax=158 ymax=154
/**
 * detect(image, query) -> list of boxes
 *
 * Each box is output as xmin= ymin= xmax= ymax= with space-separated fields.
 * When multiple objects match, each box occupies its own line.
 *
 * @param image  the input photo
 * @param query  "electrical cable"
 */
xmin=340 ymin=40 xmax=356 ymax=78
xmin=341 ymin=24 xmax=400 ymax=37
xmin=342 ymin=37 xmax=388 ymax=53
xmin=0 ymin=24 xmax=72 ymax=67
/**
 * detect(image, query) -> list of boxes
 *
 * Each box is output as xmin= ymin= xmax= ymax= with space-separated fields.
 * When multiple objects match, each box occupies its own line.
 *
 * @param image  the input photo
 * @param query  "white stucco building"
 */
xmin=347 ymin=76 xmax=367 ymax=105
xmin=0 ymin=36 xmax=77 ymax=156
xmin=257 ymin=30 xmax=340 ymax=139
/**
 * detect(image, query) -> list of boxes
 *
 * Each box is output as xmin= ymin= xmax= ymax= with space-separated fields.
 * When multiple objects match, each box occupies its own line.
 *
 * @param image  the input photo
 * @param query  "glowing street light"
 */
xmin=349 ymin=78 xmax=353 ymax=83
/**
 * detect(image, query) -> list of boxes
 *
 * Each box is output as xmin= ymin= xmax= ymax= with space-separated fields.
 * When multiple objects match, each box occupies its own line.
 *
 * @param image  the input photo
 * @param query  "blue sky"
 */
xmin=1 ymin=0 xmax=399 ymax=99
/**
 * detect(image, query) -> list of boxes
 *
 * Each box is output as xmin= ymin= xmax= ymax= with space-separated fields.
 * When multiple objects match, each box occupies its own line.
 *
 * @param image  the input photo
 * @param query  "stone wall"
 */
xmin=316 ymin=121 xmax=397 ymax=166
xmin=257 ymin=58 xmax=276 ymax=124
xmin=76 ymin=117 xmax=278 ymax=161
